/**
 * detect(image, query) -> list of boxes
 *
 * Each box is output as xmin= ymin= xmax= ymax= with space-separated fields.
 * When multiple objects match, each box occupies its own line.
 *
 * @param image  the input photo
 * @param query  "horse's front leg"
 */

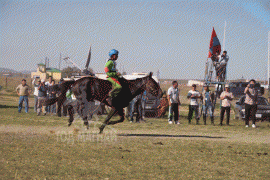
xmin=67 ymin=104 xmax=74 ymax=127
xmin=107 ymin=108 xmax=125 ymax=125
xmin=99 ymin=109 xmax=117 ymax=134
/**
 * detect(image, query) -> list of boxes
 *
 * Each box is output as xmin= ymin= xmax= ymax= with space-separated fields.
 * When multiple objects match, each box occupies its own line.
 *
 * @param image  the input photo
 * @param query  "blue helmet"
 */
xmin=109 ymin=49 xmax=119 ymax=57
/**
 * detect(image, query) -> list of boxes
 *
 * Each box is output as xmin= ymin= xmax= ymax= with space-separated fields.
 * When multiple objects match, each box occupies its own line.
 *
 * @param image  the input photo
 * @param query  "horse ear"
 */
xmin=149 ymin=72 xmax=153 ymax=77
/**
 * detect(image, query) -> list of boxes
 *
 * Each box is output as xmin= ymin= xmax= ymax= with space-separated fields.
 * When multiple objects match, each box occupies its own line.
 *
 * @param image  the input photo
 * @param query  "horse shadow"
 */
xmin=0 ymin=104 xmax=18 ymax=109
xmin=117 ymin=133 xmax=224 ymax=139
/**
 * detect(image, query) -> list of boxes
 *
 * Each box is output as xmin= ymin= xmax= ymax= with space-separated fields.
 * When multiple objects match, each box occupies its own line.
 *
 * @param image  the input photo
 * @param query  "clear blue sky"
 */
xmin=1 ymin=0 xmax=269 ymax=80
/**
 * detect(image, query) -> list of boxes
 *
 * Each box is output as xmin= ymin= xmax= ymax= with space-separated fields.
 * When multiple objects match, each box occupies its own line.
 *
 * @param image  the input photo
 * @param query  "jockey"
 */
xmin=105 ymin=49 xmax=122 ymax=105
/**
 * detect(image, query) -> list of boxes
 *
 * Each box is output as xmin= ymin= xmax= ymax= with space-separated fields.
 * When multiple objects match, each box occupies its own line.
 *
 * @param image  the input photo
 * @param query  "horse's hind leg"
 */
xmin=99 ymin=109 xmax=117 ymax=134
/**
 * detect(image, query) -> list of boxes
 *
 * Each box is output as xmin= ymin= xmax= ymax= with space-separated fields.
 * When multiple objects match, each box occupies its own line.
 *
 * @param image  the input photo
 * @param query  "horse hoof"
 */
xmin=99 ymin=126 xmax=104 ymax=134
xmin=68 ymin=123 xmax=72 ymax=127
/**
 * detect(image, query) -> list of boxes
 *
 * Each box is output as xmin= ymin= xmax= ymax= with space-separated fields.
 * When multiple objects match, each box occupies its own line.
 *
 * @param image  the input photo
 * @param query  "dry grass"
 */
xmin=0 ymin=93 xmax=270 ymax=179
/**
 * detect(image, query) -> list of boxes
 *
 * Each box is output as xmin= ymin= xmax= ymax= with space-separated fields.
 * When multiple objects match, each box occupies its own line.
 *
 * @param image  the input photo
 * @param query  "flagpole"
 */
xmin=223 ymin=21 xmax=226 ymax=51
xmin=267 ymin=31 xmax=270 ymax=89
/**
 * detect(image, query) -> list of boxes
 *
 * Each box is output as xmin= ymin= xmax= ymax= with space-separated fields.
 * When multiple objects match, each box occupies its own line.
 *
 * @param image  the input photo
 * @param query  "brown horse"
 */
xmin=47 ymin=72 xmax=162 ymax=133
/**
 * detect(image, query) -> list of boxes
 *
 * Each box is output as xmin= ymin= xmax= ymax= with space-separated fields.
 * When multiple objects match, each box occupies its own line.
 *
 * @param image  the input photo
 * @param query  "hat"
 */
xmin=225 ymin=84 xmax=229 ymax=88
xmin=41 ymin=79 xmax=45 ymax=83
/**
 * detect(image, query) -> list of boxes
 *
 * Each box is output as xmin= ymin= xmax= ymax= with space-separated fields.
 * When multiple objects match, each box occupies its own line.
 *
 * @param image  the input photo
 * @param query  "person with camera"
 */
xmin=244 ymin=79 xmax=258 ymax=128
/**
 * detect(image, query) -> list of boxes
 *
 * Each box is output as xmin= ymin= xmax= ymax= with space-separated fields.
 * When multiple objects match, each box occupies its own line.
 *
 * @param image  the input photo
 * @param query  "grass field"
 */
xmin=1 ymin=93 xmax=270 ymax=180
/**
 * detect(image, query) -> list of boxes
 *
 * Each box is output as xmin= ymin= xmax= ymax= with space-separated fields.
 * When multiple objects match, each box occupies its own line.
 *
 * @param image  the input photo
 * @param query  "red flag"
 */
xmin=208 ymin=27 xmax=221 ymax=58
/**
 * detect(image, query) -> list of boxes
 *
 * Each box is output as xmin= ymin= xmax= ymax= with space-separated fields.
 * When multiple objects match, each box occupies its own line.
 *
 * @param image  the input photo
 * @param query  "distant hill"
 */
xmin=0 ymin=68 xmax=34 ymax=75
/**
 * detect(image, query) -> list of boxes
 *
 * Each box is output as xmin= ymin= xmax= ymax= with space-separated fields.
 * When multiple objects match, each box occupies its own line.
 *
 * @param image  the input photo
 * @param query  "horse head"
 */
xmin=144 ymin=72 xmax=162 ymax=98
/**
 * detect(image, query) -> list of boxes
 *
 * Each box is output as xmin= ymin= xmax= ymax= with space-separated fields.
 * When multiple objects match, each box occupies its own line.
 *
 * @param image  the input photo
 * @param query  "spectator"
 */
xmin=56 ymin=79 xmax=64 ymax=116
xmin=187 ymin=84 xmax=201 ymax=124
xmin=141 ymin=90 xmax=148 ymax=120
xmin=32 ymin=78 xmax=41 ymax=112
xmin=202 ymin=84 xmax=215 ymax=125
xmin=45 ymin=76 xmax=53 ymax=112
xmin=167 ymin=81 xmax=180 ymax=124
xmin=16 ymin=79 xmax=31 ymax=113
xmin=220 ymin=84 xmax=234 ymax=126
xmin=45 ymin=76 xmax=53 ymax=87
xmin=218 ymin=51 xmax=229 ymax=82
xmin=157 ymin=92 xmax=169 ymax=118
xmin=129 ymin=95 xmax=142 ymax=123
xmin=37 ymin=79 xmax=48 ymax=116
xmin=48 ymin=80 xmax=57 ymax=115
xmin=244 ymin=79 xmax=258 ymax=128
xmin=211 ymin=51 xmax=220 ymax=79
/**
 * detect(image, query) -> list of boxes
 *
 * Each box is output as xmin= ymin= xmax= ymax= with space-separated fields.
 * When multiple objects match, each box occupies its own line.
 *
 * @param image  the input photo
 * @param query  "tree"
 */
xmin=62 ymin=66 xmax=81 ymax=78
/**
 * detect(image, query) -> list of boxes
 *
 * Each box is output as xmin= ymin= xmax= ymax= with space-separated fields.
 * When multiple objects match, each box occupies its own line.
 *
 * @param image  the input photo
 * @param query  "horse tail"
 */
xmin=46 ymin=80 xmax=76 ymax=106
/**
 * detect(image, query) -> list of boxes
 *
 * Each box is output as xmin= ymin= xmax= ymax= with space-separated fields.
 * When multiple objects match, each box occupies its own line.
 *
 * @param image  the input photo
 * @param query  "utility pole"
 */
xmin=223 ymin=21 xmax=226 ymax=51
xmin=267 ymin=31 xmax=270 ymax=92
xmin=59 ymin=53 xmax=62 ymax=70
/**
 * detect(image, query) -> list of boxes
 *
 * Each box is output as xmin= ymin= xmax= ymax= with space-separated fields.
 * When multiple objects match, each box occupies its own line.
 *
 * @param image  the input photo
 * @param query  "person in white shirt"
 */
xmin=45 ymin=76 xmax=53 ymax=87
xmin=167 ymin=81 xmax=181 ymax=124
xmin=220 ymin=84 xmax=234 ymax=125
xmin=244 ymin=79 xmax=258 ymax=128
xmin=32 ymin=78 xmax=41 ymax=112
xmin=187 ymin=84 xmax=202 ymax=124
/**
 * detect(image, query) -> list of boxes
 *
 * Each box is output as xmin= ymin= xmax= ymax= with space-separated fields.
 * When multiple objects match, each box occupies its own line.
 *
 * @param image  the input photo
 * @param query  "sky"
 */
xmin=1 ymin=0 xmax=269 ymax=80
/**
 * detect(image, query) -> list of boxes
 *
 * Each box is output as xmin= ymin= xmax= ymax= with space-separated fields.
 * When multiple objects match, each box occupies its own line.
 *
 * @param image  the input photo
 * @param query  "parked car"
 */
xmin=234 ymin=96 xmax=270 ymax=121
xmin=229 ymin=82 xmax=264 ymax=98
xmin=144 ymin=93 xmax=161 ymax=117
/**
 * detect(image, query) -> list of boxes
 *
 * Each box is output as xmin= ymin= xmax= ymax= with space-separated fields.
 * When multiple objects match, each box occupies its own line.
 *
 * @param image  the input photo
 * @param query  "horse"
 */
xmin=47 ymin=72 xmax=162 ymax=133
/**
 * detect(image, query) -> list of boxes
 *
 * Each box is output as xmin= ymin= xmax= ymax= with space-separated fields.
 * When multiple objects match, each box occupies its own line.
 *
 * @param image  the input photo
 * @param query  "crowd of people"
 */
xmin=15 ymin=77 xmax=259 ymax=128
xmin=16 ymin=76 xmax=63 ymax=116
xmin=166 ymin=79 xmax=258 ymax=128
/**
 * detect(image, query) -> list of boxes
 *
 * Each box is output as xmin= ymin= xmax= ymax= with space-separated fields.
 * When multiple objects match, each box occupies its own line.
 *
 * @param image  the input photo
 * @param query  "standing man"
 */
xmin=45 ymin=76 xmax=53 ymax=112
xmin=218 ymin=51 xmax=229 ymax=82
xmin=45 ymin=76 xmax=53 ymax=87
xmin=37 ymin=79 xmax=48 ymax=116
xmin=220 ymin=85 xmax=234 ymax=125
xmin=48 ymin=80 xmax=57 ymax=115
xmin=202 ymin=84 xmax=215 ymax=125
xmin=244 ymin=79 xmax=258 ymax=128
xmin=104 ymin=49 xmax=122 ymax=106
xmin=16 ymin=79 xmax=31 ymax=113
xmin=129 ymin=95 xmax=139 ymax=123
xmin=32 ymin=78 xmax=41 ymax=112
xmin=187 ymin=84 xmax=201 ymax=124
xmin=167 ymin=81 xmax=180 ymax=124
xmin=141 ymin=90 xmax=148 ymax=120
